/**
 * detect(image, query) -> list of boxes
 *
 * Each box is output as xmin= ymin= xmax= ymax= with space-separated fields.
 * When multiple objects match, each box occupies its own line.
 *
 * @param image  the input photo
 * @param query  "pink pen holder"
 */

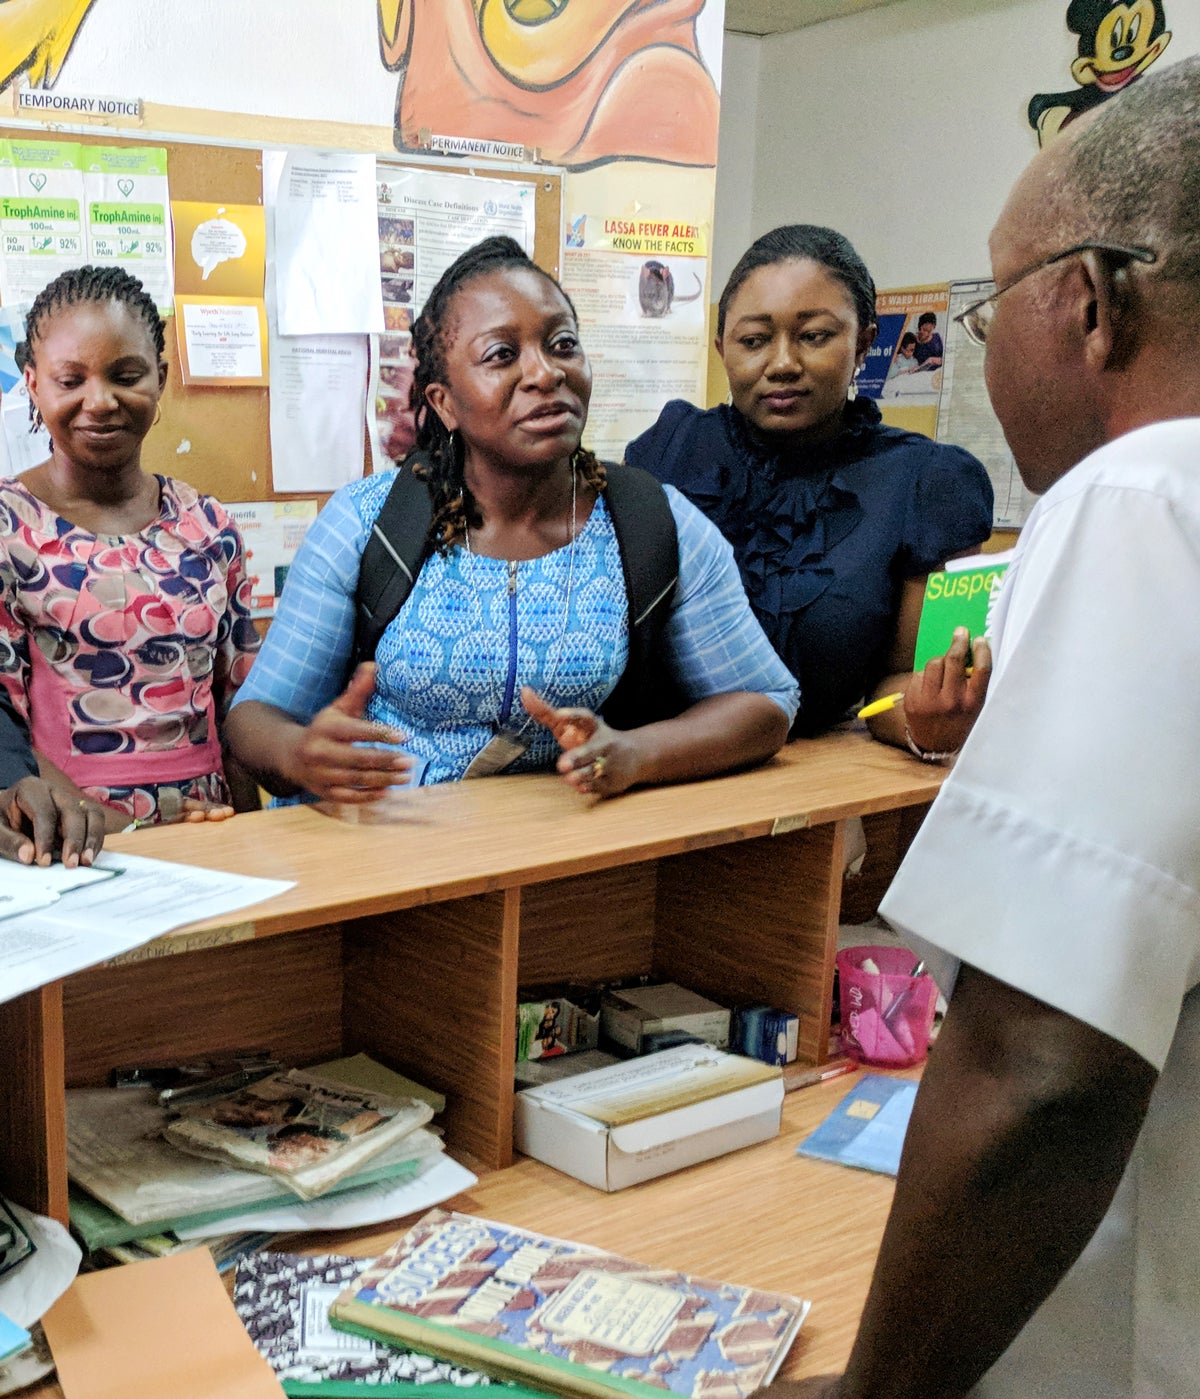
xmin=836 ymin=945 xmax=938 ymax=1068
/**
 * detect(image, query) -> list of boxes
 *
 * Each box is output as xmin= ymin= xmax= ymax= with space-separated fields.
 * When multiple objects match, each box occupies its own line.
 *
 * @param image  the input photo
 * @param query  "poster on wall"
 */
xmin=174 ymin=295 xmax=268 ymax=387
xmin=83 ymin=145 xmax=172 ymax=313
xmin=861 ymin=285 xmax=948 ymax=440
xmin=225 ymin=499 xmax=318 ymax=618
xmin=368 ymin=167 xmax=535 ymax=467
xmin=563 ymin=188 xmax=710 ymax=460
xmin=0 ymin=138 xmax=86 ymax=306
xmin=937 ymin=280 xmax=1037 ymax=530
xmin=0 ymin=139 xmax=173 ymax=313
xmin=375 ymin=167 xmax=535 ymax=312
xmin=172 ymin=201 xmax=266 ymax=298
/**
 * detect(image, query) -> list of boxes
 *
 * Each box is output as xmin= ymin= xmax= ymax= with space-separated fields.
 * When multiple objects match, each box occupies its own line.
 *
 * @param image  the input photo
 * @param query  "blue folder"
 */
xmin=796 ymin=1074 xmax=917 ymax=1176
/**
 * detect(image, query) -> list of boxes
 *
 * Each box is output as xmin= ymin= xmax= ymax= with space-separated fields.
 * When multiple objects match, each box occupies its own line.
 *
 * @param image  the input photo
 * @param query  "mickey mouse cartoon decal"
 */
xmin=1028 ymin=0 xmax=1172 ymax=146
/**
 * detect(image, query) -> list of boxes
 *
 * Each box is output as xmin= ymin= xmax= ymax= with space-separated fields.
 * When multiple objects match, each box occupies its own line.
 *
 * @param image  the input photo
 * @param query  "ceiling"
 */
xmin=724 ymin=0 xmax=907 ymax=36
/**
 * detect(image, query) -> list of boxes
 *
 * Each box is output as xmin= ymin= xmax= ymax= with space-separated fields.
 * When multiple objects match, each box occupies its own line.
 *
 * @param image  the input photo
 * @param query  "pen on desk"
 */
xmin=784 ymin=1058 xmax=857 ymax=1092
xmin=857 ymin=691 xmax=905 ymax=720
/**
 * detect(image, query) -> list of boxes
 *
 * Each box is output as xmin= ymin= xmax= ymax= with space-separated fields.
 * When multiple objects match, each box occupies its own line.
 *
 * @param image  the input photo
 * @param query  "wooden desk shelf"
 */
xmin=0 ymin=729 xmax=945 ymax=1224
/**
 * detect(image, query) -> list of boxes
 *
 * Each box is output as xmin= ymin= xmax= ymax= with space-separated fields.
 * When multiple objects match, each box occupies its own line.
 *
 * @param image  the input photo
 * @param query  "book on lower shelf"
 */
xmin=912 ymin=549 xmax=1014 ymax=671
xmin=163 ymin=1069 xmax=435 ymax=1200
xmin=68 ymin=1090 xmax=442 ymax=1233
xmin=67 ymin=1053 xmax=446 ymax=1237
xmin=330 ymin=1209 xmax=810 ymax=1399
xmin=235 ymin=1250 xmax=543 ymax=1397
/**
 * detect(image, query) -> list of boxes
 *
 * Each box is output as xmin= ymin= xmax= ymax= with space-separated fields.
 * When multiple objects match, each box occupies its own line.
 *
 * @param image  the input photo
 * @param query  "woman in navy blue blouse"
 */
xmin=626 ymin=225 xmax=994 ymax=755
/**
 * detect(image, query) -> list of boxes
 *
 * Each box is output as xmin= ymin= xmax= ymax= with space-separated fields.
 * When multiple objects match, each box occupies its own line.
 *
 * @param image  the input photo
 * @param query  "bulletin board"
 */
xmin=0 ymin=127 xmax=563 ymax=506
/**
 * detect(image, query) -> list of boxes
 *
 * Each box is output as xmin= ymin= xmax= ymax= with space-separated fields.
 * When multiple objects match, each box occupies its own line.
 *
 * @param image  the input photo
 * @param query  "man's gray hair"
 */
xmin=1064 ymin=54 xmax=1200 ymax=288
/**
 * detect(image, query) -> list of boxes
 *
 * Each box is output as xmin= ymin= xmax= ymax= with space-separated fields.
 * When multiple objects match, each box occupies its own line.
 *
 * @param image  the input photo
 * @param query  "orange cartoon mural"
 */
xmin=377 ymin=0 xmax=719 ymax=170
xmin=0 ymin=0 xmax=95 ymax=92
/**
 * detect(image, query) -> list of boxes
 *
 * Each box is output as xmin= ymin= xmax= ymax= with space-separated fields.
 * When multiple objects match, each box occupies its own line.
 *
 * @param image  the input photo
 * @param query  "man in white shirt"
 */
xmin=761 ymin=55 xmax=1200 ymax=1399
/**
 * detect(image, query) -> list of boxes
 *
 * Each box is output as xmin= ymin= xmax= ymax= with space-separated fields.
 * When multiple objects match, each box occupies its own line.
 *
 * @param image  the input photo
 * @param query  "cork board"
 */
xmin=1 ymin=129 xmax=562 ymax=505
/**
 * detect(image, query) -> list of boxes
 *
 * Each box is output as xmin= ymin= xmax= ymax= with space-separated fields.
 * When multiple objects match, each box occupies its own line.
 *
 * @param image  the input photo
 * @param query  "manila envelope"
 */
xmin=42 ymin=1248 xmax=284 ymax=1399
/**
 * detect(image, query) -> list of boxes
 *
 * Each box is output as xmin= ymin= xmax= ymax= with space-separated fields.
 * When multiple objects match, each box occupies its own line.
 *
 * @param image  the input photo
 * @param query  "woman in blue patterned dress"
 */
xmin=226 ymin=238 xmax=797 ymax=803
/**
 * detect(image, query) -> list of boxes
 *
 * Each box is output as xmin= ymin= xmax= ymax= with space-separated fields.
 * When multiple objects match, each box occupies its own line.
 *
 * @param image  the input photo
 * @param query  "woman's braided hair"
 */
xmin=24 ymin=264 xmax=166 ymax=364
xmin=409 ymin=235 xmax=605 ymax=552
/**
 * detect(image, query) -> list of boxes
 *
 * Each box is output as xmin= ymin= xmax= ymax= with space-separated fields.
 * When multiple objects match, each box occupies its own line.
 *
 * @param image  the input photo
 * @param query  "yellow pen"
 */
xmin=857 ymin=691 xmax=905 ymax=720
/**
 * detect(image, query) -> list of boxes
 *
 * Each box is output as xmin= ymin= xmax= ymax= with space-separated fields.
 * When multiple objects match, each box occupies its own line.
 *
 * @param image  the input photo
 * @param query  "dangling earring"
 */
xmin=847 ymin=374 xmax=860 ymax=402
xmin=29 ymin=403 xmax=43 ymax=435
xmin=153 ymin=403 xmax=162 ymax=426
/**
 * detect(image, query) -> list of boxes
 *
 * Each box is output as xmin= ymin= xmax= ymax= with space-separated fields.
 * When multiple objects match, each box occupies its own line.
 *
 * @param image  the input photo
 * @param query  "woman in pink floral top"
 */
xmin=0 ymin=266 xmax=260 ymax=829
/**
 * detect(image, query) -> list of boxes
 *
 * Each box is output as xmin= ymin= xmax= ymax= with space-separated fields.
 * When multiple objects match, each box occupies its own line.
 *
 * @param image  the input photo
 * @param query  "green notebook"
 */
xmin=913 ymin=550 xmax=1013 ymax=671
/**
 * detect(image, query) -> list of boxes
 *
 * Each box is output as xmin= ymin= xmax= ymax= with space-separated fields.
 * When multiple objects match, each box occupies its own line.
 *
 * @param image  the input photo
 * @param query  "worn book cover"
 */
xmin=236 ymin=1251 xmax=544 ymax=1397
xmin=164 ymin=1071 xmax=434 ymax=1200
xmin=912 ymin=549 xmax=1013 ymax=671
xmin=330 ymin=1210 xmax=809 ymax=1399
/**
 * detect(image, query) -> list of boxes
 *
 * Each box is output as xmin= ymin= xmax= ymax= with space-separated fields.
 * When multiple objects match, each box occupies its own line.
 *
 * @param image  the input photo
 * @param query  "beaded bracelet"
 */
xmin=904 ymin=724 xmax=960 ymax=764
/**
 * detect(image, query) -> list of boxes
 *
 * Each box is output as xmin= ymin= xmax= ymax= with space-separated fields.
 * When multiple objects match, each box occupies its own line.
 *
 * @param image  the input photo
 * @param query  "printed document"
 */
xmin=0 ymin=852 xmax=292 ymax=1006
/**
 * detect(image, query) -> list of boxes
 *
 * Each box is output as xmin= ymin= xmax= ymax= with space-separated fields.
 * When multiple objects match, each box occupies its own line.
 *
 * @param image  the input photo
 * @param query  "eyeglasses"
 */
xmin=954 ymin=241 xmax=1158 ymax=347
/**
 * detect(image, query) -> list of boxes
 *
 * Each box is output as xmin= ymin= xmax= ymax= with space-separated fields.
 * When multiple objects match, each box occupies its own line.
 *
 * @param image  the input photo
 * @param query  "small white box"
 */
xmin=601 ymin=983 xmax=731 ymax=1053
xmin=513 ymin=1044 xmax=784 ymax=1191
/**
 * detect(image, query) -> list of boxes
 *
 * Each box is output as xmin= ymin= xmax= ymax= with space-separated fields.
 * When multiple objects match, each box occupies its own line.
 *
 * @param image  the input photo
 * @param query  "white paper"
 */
xmin=263 ymin=150 xmax=368 ymax=492
xmin=0 ymin=1200 xmax=80 ymax=1328
xmin=272 ymin=151 xmax=382 ymax=335
xmin=268 ymin=333 xmax=367 ymax=492
xmin=177 ymin=1152 xmax=475 ymax=1239
xmin=0 ymin=852 xmax=293 ymax=1006
xmin=0 ymin=860 xmax=118 ymax=922
xmin=180 ymin=301 xmax=264 ymax=379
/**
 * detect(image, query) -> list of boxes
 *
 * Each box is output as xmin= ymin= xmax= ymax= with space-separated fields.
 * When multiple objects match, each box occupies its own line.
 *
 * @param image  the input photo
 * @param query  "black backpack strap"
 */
xmin=352 ymin=453 xmax=435 ymax=670
xmin=599 ymin=461 xmax=683 ymax=729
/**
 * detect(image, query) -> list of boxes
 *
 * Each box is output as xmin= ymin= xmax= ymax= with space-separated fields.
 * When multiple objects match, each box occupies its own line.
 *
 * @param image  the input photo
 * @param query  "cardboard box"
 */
xmin=733 ymin=1005 xmax=800 ymax=1065
xmin=600 ymin=983 xmax=731 ymax=1054
xmin=513 ymin=1044 xmax=784 ymax=1191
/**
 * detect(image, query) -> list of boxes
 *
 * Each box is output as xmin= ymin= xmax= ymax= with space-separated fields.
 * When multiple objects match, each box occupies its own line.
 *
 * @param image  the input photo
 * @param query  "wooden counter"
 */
xmin=0 ymin=729 xmax=944 ymax=1224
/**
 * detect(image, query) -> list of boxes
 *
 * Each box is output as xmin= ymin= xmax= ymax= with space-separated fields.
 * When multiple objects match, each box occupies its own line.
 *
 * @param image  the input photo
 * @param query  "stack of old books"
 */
xmin=66 ymin=1053 xmax=456 ymax=1271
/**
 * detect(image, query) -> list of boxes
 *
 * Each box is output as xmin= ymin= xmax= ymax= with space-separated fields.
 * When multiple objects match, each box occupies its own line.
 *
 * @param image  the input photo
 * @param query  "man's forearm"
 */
xmin=837 ymin=967 xmax=1157 ymax=1399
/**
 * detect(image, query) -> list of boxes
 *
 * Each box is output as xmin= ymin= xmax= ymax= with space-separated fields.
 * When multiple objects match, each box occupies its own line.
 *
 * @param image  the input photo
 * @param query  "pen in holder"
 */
xmin=836 ymin=946 xmax=938 ymax=1067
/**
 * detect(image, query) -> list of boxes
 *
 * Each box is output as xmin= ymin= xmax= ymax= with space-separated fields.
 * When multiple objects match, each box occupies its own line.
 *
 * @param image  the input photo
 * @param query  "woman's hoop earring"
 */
xmin=153 ymin=403 xmax=162 ymax=426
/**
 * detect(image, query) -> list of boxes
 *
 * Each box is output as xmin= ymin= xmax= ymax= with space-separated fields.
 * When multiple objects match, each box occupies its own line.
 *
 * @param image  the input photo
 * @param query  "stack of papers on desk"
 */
xmin=0 ymin=851 xmax=293 ymax=1006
